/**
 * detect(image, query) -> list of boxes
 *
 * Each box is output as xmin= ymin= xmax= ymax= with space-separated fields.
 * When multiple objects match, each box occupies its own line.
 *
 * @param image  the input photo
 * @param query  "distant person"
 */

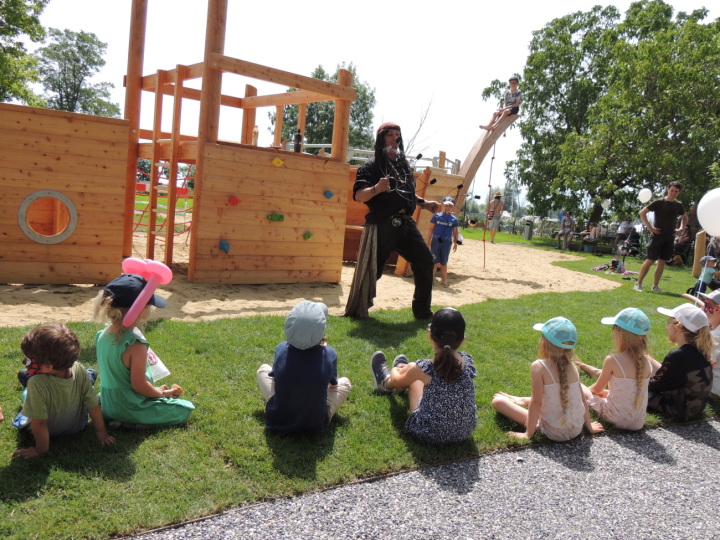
xmin=634 ymin=181 xmax=687 ymax=292
xmin=698 ymin=290 xmax=720 ymax=399
xmin=480 ymin=77 xmax=523 ymax=130
xmin=556 ymin=211 xmax=575 ymax=250
xmin=580 ymin=222 xmax=600 ymax=245
xmin=12 ymin=324 xmax=115 ymax=459
xmin=487 ymin=191 xmax=504 ymax=244
xmin=492 ymin=317 xmax=604 ymax=441
xmin=575 ymin=308 xmax=657 ymax=431
xmin=687 ymin=205 xmax=700 ymax=241
xmin=649 ymin=304 xmax=713 ymax=421
xmin=691 ymin=256 xmax=719 ymax=296
xmin=612 ymin=217 xmax=634 ymax=251
xmin=370 ymin=308 xmax=477 ymax=444
xmin=257 ymin=301 xmax=351 ymax=435
xmin=429 ymin=196 xmax=460 ymax=287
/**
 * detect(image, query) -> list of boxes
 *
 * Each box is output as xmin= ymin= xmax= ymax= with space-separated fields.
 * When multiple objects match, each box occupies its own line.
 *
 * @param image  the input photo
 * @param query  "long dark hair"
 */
xmin=430 ymin=308 xmax=466 ymax=383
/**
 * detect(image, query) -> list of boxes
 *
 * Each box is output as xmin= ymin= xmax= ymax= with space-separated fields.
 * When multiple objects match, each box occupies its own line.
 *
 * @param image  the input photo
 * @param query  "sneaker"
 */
xmin=371 ymin=351 xmax=391 ymax=393
xmin=12 ymin=412 xmax=30 ymax=430
xmin=651 ymin=286 xmax=663 ymax=293
xmin=393 ymin=355 xmax=409 ymax=368
xmin=633 ymin=283 xmax=643 ymax=292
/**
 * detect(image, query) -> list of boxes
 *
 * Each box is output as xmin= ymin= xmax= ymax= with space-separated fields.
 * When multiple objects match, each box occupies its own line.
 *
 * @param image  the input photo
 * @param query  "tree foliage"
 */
xmin=269 ymin=62 xmax=376 ymax=155
xmin=0 ymin=0 xmax=49 ymax=105
xmin=495 ymin=0 xmax=720 ymax=222
xmin=36 ymin=28 xmax=120 ymax=117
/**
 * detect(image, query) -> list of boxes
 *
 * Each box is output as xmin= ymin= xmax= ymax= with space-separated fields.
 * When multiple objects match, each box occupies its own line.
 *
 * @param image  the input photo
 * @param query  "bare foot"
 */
xmin=441 ymin=281 xmax=449 ymax=287
xmin=575 ymin=360 xmax=601 ymax=379
xmin=0 ymin=407 xmax=4 ymax=422
xmin=479 ymin=125 xmax=491 ymax=130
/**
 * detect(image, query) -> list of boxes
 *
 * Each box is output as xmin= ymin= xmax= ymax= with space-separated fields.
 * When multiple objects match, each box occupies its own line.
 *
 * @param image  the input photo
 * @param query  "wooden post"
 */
xmin=123 ymin=0 xmax=148 ymax=257
xmin=438 ymin=151 xmax=446 ymax=170
xmin=191 ymin=0 xmax=228 ymax=281
xmin=331 ymin=68 xmax=352 ymax=162
xmin=146 ymin=69 xmax=167 ymax=260
xmin=241 ymin=84 xmax=257 ymax=144
xmin=297 ymin=103 xmax=307 ymax=152
xmin=273 ymin=105 xmax=284 ymax=147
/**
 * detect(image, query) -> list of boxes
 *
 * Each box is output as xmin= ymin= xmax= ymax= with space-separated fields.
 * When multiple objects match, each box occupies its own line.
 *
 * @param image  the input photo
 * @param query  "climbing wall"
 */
xmin=189 ymin=143 xmax=349 ymax=284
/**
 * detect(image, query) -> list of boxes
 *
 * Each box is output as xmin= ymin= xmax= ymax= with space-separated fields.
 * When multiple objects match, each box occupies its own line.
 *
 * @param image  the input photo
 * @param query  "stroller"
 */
xmin=618 ymin=230 xmax=645 ymax=261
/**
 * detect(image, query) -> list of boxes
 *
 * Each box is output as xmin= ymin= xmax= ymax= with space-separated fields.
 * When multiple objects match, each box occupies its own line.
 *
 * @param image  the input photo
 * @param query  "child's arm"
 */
xmin=126 ymin=341 xmax=183 ymax=398
xmin=510 ymin=361 xmax=545 ymax=439
xmin=583 ymin=397 xmax=604 ymax=434
xmin=388 ymin=362 xmax=430 ymax=389
xmin=452 ymin=226 xmax=459 ymax=252
xmin=88 ymin=405 xmax=116 ymax=446
xmin=12 ymin=418 xmax=50 ymax=459
xmin=427 ymin=223 xmax=436 ymax=245
xmin=587 ymin=355 xmax=615 ymax=397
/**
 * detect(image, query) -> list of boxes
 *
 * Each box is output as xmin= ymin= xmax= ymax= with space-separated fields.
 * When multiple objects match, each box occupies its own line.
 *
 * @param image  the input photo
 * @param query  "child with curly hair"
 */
xmin=575 ymin=308 xmax=658 ymax=430
xmin=492 ymin=317 xmax=604 ymax=441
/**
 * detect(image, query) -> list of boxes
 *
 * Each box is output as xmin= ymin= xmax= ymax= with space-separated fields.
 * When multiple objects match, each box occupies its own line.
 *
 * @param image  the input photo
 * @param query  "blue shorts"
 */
xmin=489 ymin=216 xmax=501 ymax=228
xmin=431 ymin=236 xmax=452 ymax=266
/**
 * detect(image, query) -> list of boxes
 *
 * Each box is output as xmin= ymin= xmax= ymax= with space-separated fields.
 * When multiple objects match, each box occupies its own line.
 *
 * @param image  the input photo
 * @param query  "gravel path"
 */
xmin=133 ymin=420 xmax=720 ymax=539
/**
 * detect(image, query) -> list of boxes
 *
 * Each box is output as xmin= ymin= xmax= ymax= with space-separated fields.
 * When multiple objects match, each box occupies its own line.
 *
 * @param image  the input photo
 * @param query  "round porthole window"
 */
xmin=18 ymin=190 xmax=78 ymax=245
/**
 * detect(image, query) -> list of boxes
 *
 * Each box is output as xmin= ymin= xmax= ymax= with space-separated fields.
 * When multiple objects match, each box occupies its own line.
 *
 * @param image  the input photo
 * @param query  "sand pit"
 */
xmin=0 ymin=235 xmax=618 ymax=327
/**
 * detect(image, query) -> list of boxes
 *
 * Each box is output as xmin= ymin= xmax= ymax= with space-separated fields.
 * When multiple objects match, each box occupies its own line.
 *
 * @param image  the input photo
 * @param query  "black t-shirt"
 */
xmin=647 ymin=199 xmax=685 ymax=238
xmin=353 ymin=156 xmax=417 ymax=223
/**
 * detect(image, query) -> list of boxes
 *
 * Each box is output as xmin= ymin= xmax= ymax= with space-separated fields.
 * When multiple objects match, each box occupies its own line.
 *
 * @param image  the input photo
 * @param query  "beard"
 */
xmin=383 ymin=145 xmax=402 ymax=159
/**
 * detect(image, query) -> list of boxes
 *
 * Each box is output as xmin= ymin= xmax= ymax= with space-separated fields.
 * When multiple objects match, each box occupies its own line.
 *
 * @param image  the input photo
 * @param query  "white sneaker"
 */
xmin=651 ymin=286 xmax=663 ymax=293
xmin=633 ymin=283 xmax=643 ymax=292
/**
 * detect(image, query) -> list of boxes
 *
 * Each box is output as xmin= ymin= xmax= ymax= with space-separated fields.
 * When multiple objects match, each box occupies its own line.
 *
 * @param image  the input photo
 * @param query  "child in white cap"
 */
xmin=576 ymin=308 xmax=658 ymax=430
xmin=429 ymin=196 xmax=460 ymax=287
xmin=648 ymin=304 xmax=714 ymax=421
xmin=492 ymin=317 xmax=604 ymax=441
xmin=257 ymin=301 xmax=351 ymax=434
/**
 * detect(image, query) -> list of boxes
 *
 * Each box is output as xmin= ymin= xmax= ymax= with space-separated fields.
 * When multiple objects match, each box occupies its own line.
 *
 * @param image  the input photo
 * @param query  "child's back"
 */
xmin=535 ymin=358 xmax=585 ymax=441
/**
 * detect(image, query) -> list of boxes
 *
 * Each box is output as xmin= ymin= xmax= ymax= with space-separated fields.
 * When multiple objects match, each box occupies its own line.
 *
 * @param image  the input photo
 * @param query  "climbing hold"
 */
xmin=272 ymin=157 xmax=284 ymax=167
xmin=303 ymin=232 xmax=313 ymax=240
xmin=267 ymin=212 xmax=284 ymax=222
xmin=219 ymin=240 xmax=230 ymax=254
xmin=228 ymin=196 xmax=240 ymax=206
xmin=323 ymin=190 xmax=334 ymax=199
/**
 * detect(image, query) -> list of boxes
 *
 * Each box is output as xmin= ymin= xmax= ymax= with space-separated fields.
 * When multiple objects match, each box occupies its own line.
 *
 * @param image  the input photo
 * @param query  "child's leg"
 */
xmin=256 ymin=364 xmax=275 ymax=403
xmin=408 ymin=380 xmax=426 ymax=412
xmin=0 ymin=407 xmax=3 ymax=422
xmin=440 ymin=265 xmax=448 ymax=286
xmin=575 ymin=360 xmax=601 ymax=379
xmin=326 ymin=377 xmax=352 ymax=420
xmin=491 ymin=393 xmax=530 ymax=426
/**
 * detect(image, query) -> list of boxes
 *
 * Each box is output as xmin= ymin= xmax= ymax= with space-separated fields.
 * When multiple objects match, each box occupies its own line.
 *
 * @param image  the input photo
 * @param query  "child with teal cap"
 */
xmin=576 ymin=308 xmax=659 ymax=430
xmin=492 ymin=317 xmax=604 ymax=441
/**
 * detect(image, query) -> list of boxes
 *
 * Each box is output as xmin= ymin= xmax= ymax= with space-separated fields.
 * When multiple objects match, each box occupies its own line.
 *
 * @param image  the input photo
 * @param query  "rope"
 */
xmin=481 ymin=143 xmax=497 ymax=269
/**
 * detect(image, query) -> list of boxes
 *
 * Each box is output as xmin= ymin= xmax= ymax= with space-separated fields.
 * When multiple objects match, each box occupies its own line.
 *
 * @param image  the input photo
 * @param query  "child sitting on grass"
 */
xmin=257 ymin=301 xmax=352 ymax=435
xmin=648 ymin=303 xmax=714 ymax=421
xmin=12 ymin=323 xmax=115 ymax=459
xmin=575 ymin=308 xmax=658 ymax=430
xmin=371 ymin=307 xmax=477 ymax=444
xmin=94 ymin=274 xmax=195 ymax=427
xmin=492 ymin=317 xmax=604 ymax=441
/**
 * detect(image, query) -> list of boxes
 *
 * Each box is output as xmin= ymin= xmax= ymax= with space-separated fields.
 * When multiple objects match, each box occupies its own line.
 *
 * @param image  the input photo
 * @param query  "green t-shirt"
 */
xmin=22 ymin=362 xmax=99 ymax=436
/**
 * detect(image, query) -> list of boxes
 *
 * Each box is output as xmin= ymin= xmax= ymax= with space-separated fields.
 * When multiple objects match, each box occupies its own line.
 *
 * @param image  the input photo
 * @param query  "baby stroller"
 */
xmin=618 ymin=230 xmax=645 ymax=261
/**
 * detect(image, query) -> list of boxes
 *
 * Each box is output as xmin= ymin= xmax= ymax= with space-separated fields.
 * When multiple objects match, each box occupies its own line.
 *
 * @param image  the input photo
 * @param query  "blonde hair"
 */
xmin=613 ymin=326 xmax=650 ymax=409
xmin=93 ymin=290 xmax=152 ymax=341
xmin=678 ymin=323 xmax=715 ymax=362
xmin=538 ymin=337 xmax=576 ymax=424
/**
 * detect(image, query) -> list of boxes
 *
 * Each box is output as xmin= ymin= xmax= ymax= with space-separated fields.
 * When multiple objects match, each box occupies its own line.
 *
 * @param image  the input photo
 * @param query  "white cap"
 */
xmin=656 ymin=303 xmax=709 ymax=333
xmin=698 ymin=290 xmax=720 ymax=304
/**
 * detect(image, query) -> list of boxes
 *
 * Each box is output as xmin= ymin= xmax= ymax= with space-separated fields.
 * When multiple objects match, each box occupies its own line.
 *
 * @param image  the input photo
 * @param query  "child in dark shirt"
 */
xmin=256 ymin=301 xmax=352 ymax=434
xmin=649 ymin=304 xmax=714 ymax=421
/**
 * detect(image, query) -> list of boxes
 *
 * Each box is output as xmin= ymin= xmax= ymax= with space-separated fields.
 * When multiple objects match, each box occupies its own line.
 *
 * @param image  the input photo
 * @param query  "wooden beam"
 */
xmin=273 ymin=105 xmax=283 ymax=147
xmin=330 ymin=68 xmax=353 ymax=162
xmin=208 ymin=52 xmax=357 ymax=101
xmin=241 ymin=90 xmax=331 ymax=108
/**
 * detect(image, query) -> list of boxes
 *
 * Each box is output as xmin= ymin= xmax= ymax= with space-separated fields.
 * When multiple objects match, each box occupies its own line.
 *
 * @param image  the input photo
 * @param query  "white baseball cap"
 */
xmin=656 ymin=303 xmax=709 ymax=333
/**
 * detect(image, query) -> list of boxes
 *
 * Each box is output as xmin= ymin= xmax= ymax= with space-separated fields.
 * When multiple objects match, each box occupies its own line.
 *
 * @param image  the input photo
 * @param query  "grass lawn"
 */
xmin=0 ymin=234 xmax=713 ymax=539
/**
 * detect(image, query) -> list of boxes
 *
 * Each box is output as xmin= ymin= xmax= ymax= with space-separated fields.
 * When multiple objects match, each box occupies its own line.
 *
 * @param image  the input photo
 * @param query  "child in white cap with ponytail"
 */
xmin=257 ymin=300 xmax=351 ymax=435
xmin=492 ymin=317 xmax=604 ymax=441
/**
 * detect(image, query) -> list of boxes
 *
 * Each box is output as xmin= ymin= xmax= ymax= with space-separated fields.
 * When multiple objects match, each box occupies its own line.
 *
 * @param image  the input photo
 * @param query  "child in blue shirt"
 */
xmin=429 ymin=196 xmax=460 ymax=287
xmin=692 ymin=256 xmax=719 ymax=296
xmin=256 ymin=301 xmax=352 ymax=434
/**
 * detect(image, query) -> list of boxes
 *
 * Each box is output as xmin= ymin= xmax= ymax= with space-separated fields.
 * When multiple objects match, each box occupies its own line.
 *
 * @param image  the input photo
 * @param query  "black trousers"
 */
xmin=375 ymin=220 xmax=434 ymax=316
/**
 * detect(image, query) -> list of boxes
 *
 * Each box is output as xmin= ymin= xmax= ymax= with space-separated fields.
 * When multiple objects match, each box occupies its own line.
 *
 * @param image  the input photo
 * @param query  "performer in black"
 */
xmin=344 ymin=122 xmax=440 ymax=319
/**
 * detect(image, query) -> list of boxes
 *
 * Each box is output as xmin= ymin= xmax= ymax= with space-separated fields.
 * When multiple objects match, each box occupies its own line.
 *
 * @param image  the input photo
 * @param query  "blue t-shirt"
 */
xmin=431 ymin=212 xmax=459 ymax=241
xmin=265 ymin=341 xmax=339 ymax=434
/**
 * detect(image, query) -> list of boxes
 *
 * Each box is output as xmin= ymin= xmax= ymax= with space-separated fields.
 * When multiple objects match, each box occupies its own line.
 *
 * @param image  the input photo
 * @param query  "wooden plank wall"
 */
xmin=0 ymin=103 xmax=129 ymax=284
xmin=190 ymin=143 xmax=349 ymax=284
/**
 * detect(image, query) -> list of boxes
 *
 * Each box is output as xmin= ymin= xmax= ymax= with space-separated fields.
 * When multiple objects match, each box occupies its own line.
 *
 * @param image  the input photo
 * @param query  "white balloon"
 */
xmin=697 ymin=188 xmax=720 ymax=236
xmin=601 ymin=199 xmax=611 ymax=210
xmin=638 ymin=188 xmax=652 ymax=203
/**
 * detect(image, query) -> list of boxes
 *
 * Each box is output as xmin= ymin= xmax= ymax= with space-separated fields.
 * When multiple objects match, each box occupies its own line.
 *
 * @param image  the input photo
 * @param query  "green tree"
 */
xmin=36 ymin=28 xmax=120 ymax=116
xmin=269 ymin=62 xmax=375 ymax=155
xmin=0 ymin=0 xmax=48 ymax=105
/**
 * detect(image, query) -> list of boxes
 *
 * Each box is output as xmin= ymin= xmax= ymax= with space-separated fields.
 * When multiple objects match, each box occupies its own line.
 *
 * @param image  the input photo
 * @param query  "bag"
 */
xmin=457 ymin=233 xmax=464 ymax=245
xmin=133 ymin=327 xmax=171 ymax=381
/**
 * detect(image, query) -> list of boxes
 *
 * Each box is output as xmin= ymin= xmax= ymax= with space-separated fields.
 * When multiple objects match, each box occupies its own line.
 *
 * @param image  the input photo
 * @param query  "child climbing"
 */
xmin=371 ymin=307 xmax=477 ymax=444
xmin=93 ymin=274 xmax=195 ymax=427
xmin=492 ymin=317 xmax=604 ymax=441
xmin=575 ymin=308 xmax=657 ymax=430
xmin=429 ymin=196 xmax=460 ymax=287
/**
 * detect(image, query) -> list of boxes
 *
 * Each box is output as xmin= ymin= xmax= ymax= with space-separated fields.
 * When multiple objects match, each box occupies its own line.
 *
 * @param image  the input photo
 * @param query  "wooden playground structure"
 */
xmin=0 ymin=0 xmax=516 ymax=286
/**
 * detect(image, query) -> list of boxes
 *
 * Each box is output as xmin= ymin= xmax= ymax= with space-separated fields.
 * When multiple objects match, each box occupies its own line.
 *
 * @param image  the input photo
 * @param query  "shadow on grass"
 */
xmin=253 ymin=410 xmax=342 ymax=481
xmin=346 ymin=318 xmax=429 ymax=350
xmin=0 ymin=425 xmax=143 ymax=503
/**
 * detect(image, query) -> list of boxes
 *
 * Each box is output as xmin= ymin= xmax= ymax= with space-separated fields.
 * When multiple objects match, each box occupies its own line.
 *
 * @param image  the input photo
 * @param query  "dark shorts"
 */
xmin=431 ymin=236 xmax=452 ymax=266
xmin=646 ymin=235 xmax=674 ymax=261
xmin=509 ymin=107 xmax=519 ymax=115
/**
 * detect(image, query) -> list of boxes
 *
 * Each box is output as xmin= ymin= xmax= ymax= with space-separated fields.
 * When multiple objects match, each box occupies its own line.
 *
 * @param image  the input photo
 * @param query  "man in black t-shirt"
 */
xmin=634 ymin=181 xmax=687 ymax=292
xmin=344 ymin=122 xmax=440 ymax=319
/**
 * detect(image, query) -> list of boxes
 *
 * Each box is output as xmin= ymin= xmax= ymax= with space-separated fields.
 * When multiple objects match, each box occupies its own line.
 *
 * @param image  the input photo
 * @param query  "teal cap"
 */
xmin=533 ymin=317 xmax=577 ymax=349
xmin=601 ymin=307 xmax=651 ymax=336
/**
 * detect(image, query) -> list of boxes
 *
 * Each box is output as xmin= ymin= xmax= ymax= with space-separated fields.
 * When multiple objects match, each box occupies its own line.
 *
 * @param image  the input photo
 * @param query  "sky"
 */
xmin=35 ymin=0 xmax=717 ymax=202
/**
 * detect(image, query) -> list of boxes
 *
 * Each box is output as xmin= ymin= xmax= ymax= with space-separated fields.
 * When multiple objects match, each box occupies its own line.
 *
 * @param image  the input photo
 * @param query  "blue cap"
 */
xmin=533 ymin=317 xmax=577 ymax=349
xmin=601 ymin=307 xmax=650 ymax=336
